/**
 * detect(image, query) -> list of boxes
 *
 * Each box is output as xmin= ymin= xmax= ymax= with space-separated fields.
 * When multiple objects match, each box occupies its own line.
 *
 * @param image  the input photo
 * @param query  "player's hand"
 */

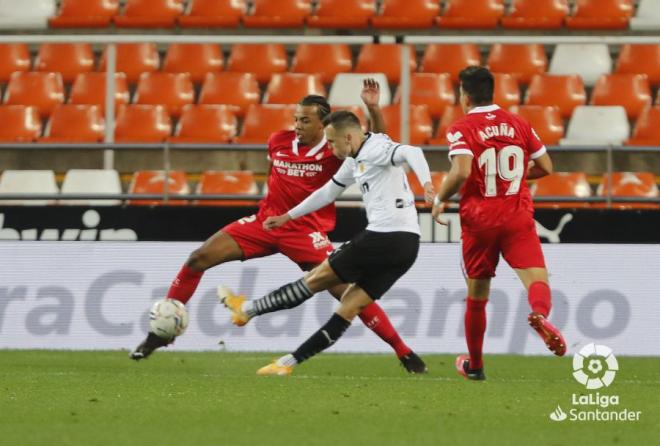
xmin=360 ymin=78 xmax=380 ymax=109
xmin=431 ymin=198 xmax=448 ymax=225
xmin=263 ymin=214 xmax=291 ymax=231
xmin=423 ymin=182 xmax=436 ymax=205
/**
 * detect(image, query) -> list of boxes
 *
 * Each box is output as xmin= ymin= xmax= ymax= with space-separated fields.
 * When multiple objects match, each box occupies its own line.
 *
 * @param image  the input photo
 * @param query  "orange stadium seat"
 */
xmin=99 ymin=43 xmax=160 ymax=84
xmin=196 ymin=171 xmax=259 ymax=206
xmin=437 ymin=0 xmax=504 ymax=29
xmin=0 ymin=105 xmax=41 ymax=142
xmin=371 ymin=0 xmax=440 ymax=29
xmin=509 ymin=105 xmax=564 ymax=145
xmin=114 ymin=0 xmax=184 ymax=28
xmin=407 ymin=171 xmax=447 ymax=206
xmin=393 ymin=73 xmax=455 ymax=119
xmin=49 ymin=0 xmax=119 ymax=28
xmin=615 ymin=45 xmax=660 ymax=86
xmin=488 ymin=44 xmax=548 ymax=84
xmin=168 ymin=104 xmax=237 ymax=143
xmin=420 ymin=44 xmax=481 ymax=84
xmin=114 ymin=105 xmax=172 ymax=142
xmin=597 ymin=172 xmax=658 ymax=208
xmin=198 ymin=72 xmax=260 ymax=118
xmin=354 ymin=44 xmax=417 ymax=84
xmin=163 ymin=44 xmax=223 ymax=84
xmin=566 ymin=0 xmax=633 ymax=30
xmin=493 ymin=73 xmax=521 ymax=109
xmin=178 ymin=0 xmax=247 ymax=28
xmin=69 ymin=72 xmax=130 ymax=109
xmin=501 ymin=0 xmax=569 ymax=30
xmin=381 ymin=105 xmax=433 ymax=145
xmin=128 ymin=170 xmax=190 ymax=206
xmin=429 ymin=105 xmax=465 ymax=144
xmin=133 ymin=72 xmax=194 ymax=118
xmin=264 ymin=73 xmax=326 ymax=105
xmin=291 ymin=44 xmax=352 ymax=85
xmin=227 ymin=44 xmax=288 ymax=84
xmin=243 ymin=0 xmax=311 ymax=28
xmin=34 ymin=44 xmax=94 ymax=83
xmin=525 ymin=75 xmax=587 ymax=119
xmin=4 ymin=72 xmax=65 ymax=118
xmin=625 ymin=106 xmax=660 ymax=146
xmin=39 ymin=104 xmax=105 ymax=143
xmin=590 ymin=74 xmax=651 ymax=120
xmin=531 ymin=172 xmax=592 ymax=208
xmin=0 ymin=44 xmax=31 ymax=83
xmin=235 ymin=104 xmax=296 ymax=144
xmin=307 ymin=0 xmax=376 ymax=29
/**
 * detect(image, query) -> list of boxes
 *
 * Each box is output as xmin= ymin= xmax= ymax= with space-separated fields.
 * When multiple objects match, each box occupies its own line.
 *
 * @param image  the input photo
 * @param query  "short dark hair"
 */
xmin=459 ymin=66 xmax=494 ymax=105
xmin=322 ymin=110 xmax=362 ymax=130
xmin=299 ymin=95 xmax=331 ymax=121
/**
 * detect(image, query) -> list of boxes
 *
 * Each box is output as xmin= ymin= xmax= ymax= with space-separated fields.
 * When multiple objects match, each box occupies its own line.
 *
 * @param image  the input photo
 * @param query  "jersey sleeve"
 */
xmin=446 ymin=124 xmax=474 ymax=160
xmin=528 ymin=125 xmax=547 ymax=160
xmin=331 ymin=158 xmax=356 ymax=188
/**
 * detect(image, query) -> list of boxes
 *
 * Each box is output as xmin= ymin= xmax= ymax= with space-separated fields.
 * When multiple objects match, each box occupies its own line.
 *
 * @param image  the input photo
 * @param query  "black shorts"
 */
xmin=328 ymin=230 xmax=420 ymax=300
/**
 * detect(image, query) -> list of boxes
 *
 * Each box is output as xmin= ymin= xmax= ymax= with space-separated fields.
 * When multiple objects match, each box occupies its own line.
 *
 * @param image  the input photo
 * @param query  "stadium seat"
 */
xmin=560 ymin=106 xmax=629 ymax=146
xmin=113 ymin=0 xmax=184 ymax=28
xmin=307 ymin=0 xmax=376 ymax=28
xmin=510 ymin=105 xmax=564 ymax=145
xmin=615 ymin=45 xmax=660 ymax=86
xmin=525 ymin=74 xmax=587 ymax=119
xmin=487 ymin=44 xmax=548 ymax=84
xmin=60 ymin=169 xmax=122 ymax=206
xmin=566 ymin=0 xmax=633 ymax=30
xmin=35 ymin=44 xmax=95 ymax=83
xmin=0 ymin=0 xmax=55 ymax=29
xmin=381 ymin=105 xmax=433 ymax=145
xmin=493 ymin=73 xmax=521 ymax=109
xmin=328 ymin=73 xmax=391 ymax=108
xmin=548 ymin=44 xmax=612 ymax=86
xmin=354 ymin=44 xmax=417 ymax=85
xmin=590 ymin=74 xmax=651 ymax=120
xmin=429 ymin=105 xmax=465 ymax=144
xmin=196 ymin=171 xmax=259 ymax=206
xmin=39 ymin=104 xmax=105 ymax=143
xmin=0 ymin=170 xmax=58 ymax=206
xmin=597 ymin=172 xmax=658 ymax=198
xmin=198 ymin=72 xmax=260 ymax=118
xmin=243 ymin=0 xmax=311 ymax=28
xmin=625 ymin=106 xmax=660 ymax=146
xmin=168 ymin=104 xmax=237 ymax=143
xmin=227 ymin=44 xmax=288 ymax=84
xmin=0 ymin=105 xmax=41 ymax=142
xmin=631 ymin=0 xmax=660 ymax=31
xmin=133 ymin=72 xmax=194 ymax=118
xmin=128 ymin=170 xmax=190 ymax=206
xmin=0 ymin=44 xmax=30 ymax=83
xmin=178 ymin=0 xmax=246 ymax=28
xmin=290 ymin=44 xmax=352 ymax=85
xmin=99 ymin=43 xmax=160 ymax=84
xmin=49 ymin=0 xmax=119 ymax=28
xmin=420 ymin=44 xmax=481 ymax=84
xmin=263 ymin=73 xmax=326 ymax=105
xmin=114 ymin=105 xmax=172 ymax=142
xmin=163 ymin=44 xmax=223 ymax=84
xmin=393 ymin=73 xmax=455 ymax=119
xmin=530 ymin=172 xmax=592 ymax=208
xmin=69 ymin=72 xmax=130 ymax=109
xmin=3 ymin=72 xmax=65 ymax=118
xmin=436 ymin=0 xmax=504 ymax=29
xmin=407 ymin=171 xmax=447 ymax=206
xmin=500 ymin=0 xmax=569 ymax=30
xmin=235 ymin=104 xmax=296 ymax=144
xmin=371 ymin=0 xmax=440 ymax=29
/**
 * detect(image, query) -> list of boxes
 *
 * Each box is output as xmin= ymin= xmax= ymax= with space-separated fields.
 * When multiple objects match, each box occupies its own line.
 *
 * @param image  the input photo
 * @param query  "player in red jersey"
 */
xmin=131 ymin=80 xmax=427 ymax=373
xmin=431 ymin=66 xmax=566 ymax=380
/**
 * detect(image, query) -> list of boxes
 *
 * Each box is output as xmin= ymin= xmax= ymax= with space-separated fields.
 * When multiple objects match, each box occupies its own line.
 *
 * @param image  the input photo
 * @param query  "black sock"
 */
xmin=292 ymin=313 xmax=351 ymax=364
xmin=253 ymin=278 xmax=313 ymax=316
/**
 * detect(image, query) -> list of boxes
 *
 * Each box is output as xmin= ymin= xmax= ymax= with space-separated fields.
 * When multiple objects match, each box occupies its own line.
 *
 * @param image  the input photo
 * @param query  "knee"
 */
xmin=186 ymin=247 xmax=213 ymax=271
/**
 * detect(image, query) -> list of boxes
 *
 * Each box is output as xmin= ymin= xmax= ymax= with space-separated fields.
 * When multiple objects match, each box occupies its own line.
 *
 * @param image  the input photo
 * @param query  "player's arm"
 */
xmin=527 ymin=152 xmax=553 ymax=180
xmin=361 ymin=78 xmax=386 ymax=133
xmin=432 ymin=154 xmax=472 ymax=224
xmin=391 ymin=145 xmax=435 ymax=203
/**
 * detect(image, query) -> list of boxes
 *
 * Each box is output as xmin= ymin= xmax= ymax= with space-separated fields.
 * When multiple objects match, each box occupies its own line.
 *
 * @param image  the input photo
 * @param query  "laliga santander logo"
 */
xmin=572 ymin=343 xmax=619 ymax=390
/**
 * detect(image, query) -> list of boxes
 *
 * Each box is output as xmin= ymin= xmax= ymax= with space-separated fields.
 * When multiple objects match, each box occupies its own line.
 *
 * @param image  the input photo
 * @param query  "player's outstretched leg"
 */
xmin=527 ymin=281 xmax=566 ymax=356
xmin=455 ymin=354 xmax=486 ymax=381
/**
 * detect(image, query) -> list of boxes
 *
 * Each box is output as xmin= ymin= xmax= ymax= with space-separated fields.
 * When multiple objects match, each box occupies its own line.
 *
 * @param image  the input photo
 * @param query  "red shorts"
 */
xmin=222 ymin=214 xmax=333 ymax=268
xmin=461 ymin=216 xmax=546 ymax=279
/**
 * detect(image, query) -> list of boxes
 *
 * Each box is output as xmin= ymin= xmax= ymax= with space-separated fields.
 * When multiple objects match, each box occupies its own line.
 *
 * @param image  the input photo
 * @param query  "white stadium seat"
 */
xmin=0 ymin=0 xmax=55 ymax=29
xmin=631 ymin=0 xmax=660 ymax=31
xmin=0 ymin=170 xmax=59 ymax=205
xmin=560 ymin=106 xmax=630 ymax=146
xmin=60 ymin=169 xmax=122 ymax=206
xmin=328 ymin=73 xmax=391 ymax=109
xmin=549 ymin=44 xmax=612 ymax=86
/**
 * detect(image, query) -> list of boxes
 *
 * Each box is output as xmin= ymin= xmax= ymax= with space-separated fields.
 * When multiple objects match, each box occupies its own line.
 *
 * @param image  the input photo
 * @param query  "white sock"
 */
xmin=241 ymin=300 xmax=256 ymax=318
xmin=276 ymin=354 xmax=298 ymax=368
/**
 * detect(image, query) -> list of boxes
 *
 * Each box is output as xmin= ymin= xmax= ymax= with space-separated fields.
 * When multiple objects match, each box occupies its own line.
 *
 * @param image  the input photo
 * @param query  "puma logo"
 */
xmin=535 ymin=213 xmax=573 ymax=243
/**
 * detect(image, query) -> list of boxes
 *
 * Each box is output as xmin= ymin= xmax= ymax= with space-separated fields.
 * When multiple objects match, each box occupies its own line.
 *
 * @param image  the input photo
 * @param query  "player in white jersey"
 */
xmin=224 ymin=110 xmax=434 ymax=376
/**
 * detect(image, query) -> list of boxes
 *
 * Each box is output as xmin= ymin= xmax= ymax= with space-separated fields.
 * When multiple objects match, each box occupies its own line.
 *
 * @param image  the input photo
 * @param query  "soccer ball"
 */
xmin=149 ymin=299 xmax=189 ymax=340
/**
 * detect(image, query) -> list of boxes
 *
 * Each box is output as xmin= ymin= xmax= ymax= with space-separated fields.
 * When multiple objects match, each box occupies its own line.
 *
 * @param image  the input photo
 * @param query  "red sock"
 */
xmin=358 ymin=302 xmax=411 ymax=358
xmin=528 ymin=281 xmax=552 ymax=317
xmin=166 ymin=264 xmax=204 ymax=304
xmin=465 ymin=297 xmax=487 ymax=370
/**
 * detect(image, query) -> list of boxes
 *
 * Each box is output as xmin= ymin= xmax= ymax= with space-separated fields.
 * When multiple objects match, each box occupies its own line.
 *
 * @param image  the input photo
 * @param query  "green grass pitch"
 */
xmin=1 ymin=350 xmax=658 ymax=446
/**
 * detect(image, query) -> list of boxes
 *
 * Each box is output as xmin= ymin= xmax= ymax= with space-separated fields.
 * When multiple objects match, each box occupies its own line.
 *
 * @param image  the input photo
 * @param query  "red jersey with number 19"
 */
xmin=446 ymin=104 xmax=546 ymax=231
xmin=257 ymin=130 xmax=343 ymax=232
